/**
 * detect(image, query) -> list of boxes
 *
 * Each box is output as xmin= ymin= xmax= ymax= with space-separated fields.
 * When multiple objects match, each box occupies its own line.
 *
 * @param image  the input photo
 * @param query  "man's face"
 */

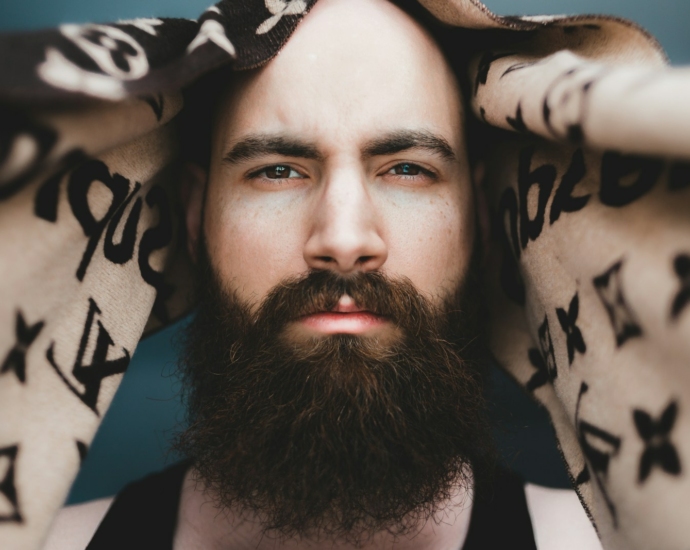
xmin=179 ymin=0 xmax=490 ymax=542
xmin=195 ymin=0 xmax=475 ymax=322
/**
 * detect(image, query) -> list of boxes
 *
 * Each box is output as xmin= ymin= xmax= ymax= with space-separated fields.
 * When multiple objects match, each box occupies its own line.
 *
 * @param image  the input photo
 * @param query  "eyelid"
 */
xmin=379 ymin=160 xmax=439 ymax=179
xmin=245 ymin=163 xmax=308 ymax=180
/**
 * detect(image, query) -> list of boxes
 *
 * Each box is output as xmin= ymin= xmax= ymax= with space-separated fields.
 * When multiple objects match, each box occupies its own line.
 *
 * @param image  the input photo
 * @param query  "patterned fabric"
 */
xmin=0 ymin=1 xmax=687 ymax=549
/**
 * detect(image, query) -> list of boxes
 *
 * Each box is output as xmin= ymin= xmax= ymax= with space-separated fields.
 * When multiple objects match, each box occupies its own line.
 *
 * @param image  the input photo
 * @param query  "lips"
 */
xmin=298 ymin=295 xmax=389 ymax=335
xmin=300 ymin=311 xmax=388 ymax=334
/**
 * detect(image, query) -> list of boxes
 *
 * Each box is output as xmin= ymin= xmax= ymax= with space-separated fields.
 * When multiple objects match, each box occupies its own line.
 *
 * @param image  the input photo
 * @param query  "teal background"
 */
xmin=0 ymin=0 xmax=686 ymax=504
xmin=0 ymin=0 xmax=688 ymax=64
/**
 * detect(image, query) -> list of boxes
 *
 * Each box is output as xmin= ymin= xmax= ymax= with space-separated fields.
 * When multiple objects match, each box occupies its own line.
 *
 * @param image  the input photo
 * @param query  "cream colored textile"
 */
xmin=0 ymin=1 xmax=687 ymax=548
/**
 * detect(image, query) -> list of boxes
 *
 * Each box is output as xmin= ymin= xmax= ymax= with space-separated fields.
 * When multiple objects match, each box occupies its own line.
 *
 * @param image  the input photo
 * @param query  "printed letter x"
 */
xmin=47 ymin=298 xmax=130 ymax=415
xmin=556 ymin=292 xmax=586 ymax=365
xmin=1 ymin=311 xmax=44 ymax=383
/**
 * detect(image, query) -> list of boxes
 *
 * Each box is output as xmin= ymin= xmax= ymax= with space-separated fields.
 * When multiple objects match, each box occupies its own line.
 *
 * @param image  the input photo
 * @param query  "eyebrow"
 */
xmin=362 ymin=130 xmax=456 ymax=162
xmin=222 ymin=129 xmax=457 ymax=165
xmin=223 ymin=134 xmax=323 ymax=165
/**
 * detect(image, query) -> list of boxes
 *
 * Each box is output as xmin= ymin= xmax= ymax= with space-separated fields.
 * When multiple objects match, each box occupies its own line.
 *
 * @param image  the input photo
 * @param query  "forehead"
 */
xmin=213 ymin=0 xmax=464 ymax=154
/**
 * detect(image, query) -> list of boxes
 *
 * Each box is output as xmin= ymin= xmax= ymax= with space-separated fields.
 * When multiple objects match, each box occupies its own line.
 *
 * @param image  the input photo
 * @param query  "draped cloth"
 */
xmin=0 ymin=1 xmax=688 ymax=548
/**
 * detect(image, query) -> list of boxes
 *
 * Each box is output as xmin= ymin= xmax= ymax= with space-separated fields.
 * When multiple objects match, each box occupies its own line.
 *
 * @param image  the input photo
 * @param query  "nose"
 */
xmin=303 ymin=170 xmax=387 ymax=274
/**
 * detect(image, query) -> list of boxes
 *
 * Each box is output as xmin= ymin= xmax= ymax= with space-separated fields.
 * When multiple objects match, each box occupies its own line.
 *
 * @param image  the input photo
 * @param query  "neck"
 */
xmin=173 ymin=467 xmax=474 ymax=550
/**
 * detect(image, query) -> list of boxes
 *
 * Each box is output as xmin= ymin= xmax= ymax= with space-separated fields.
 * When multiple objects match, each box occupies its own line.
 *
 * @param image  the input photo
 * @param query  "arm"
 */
xmin=525 ymin=484 xmax=602 ymax=550
xmin=41 ymin=498 xmax=113 ymax=550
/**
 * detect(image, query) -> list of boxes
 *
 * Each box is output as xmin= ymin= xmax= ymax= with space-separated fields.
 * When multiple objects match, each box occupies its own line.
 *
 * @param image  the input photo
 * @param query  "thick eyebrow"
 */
xmin=222 ymin=134 xmax=323 ymax=165
xmin=362 ymin=130 xmax=456 ymax=162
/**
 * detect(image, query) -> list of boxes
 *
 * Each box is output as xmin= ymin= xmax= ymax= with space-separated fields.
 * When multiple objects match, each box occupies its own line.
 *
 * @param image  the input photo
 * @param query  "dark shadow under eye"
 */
xmin=393 ymin=163 xmax=422 ymax=176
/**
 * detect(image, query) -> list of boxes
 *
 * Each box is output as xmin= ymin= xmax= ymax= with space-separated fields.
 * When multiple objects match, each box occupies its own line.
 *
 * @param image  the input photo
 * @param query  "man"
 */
xmin=42 ymin=0 xmax=604 ymax=548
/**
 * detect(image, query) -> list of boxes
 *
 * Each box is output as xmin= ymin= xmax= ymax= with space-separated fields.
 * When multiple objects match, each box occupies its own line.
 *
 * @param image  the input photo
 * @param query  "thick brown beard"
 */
xmin=175 ymin=243 xmax=494 ymax=544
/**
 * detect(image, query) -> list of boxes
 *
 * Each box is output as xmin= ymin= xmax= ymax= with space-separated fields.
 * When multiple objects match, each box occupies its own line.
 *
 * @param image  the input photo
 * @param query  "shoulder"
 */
xmin=41 ymin=497 xmax=113 ymax=550
xmin=524 ymin=483 xmax=602 ymax=550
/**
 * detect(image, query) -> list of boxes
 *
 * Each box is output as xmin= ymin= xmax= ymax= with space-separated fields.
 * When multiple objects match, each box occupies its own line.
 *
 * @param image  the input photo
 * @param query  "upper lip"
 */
xmin=303 ymin=296 xmax=374 ymax=316
xmin=331 ymin=302 xmax=367 ymax=313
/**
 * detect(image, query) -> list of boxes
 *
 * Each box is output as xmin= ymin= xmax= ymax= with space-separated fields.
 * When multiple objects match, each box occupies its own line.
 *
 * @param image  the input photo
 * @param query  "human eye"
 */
xmin=249 ymin=164 xmax=305 ymax=181
xmin=384 ymin=162 xmax=437 ymax=181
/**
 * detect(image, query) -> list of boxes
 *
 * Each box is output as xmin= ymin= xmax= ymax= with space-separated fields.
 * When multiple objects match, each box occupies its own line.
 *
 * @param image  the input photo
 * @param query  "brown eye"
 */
xmin=264 ymin=165 xmax=296 ymax=179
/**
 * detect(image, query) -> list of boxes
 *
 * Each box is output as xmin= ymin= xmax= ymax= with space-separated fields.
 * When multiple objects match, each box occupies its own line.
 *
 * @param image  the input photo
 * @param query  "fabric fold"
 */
xmin=0 ymin=1 xmax=688 ymax=549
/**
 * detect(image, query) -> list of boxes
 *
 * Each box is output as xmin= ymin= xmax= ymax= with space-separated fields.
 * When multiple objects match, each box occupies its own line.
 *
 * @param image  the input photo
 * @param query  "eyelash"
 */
xmin=383 ymin=162 xmax=436 ymax=180
xmin=247 ymin=164 xmax=304 ymax=180
xmin=246 ymin=162 xmax=437 ymax=182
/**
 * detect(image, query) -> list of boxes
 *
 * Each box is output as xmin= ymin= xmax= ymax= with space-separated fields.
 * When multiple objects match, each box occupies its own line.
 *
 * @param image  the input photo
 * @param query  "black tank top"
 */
xmin=86 ymin=462 xmax=537 ymax=550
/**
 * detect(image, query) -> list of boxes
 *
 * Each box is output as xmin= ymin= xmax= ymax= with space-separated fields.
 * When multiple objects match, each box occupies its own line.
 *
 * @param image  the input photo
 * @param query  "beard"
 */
xmin=175 ymin=241 xmax=494 ymax=543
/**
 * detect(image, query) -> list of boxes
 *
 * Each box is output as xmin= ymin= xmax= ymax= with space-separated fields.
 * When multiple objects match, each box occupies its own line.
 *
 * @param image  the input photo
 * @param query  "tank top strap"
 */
xmin=461 ymin=467 xmax=538 ymax=550
xmin=87 ymin=462 xmax=536 ymax=549
xmin=86 ymin=460 xmax=191 ymax=550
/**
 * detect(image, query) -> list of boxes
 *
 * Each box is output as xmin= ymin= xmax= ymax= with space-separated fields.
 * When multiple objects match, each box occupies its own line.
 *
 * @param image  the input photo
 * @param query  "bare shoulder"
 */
xmin=524 ymin=483 xmax=603 ymax=550
xmin=41 ymin=497 xmax=114 ymax=550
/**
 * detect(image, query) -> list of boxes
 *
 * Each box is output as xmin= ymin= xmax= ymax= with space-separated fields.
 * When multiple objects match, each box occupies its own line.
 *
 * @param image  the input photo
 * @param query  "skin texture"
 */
xmin=185 ymin=0 xmax=476 ymax=326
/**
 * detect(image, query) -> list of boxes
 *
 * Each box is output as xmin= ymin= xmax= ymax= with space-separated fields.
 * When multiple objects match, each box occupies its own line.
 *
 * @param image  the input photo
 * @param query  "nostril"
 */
xmin=357 ymin=256 xmax=374 ymax=265
xmin=316 ymin=256 xmax=335 ymax=264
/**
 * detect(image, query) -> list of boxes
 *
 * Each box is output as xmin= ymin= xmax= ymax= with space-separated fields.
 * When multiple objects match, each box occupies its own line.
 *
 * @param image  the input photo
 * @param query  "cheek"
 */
xmin=383 ymin=188 xmax=474 ymax=299
xmin=203 ymin=187 xmax=307 ymax=302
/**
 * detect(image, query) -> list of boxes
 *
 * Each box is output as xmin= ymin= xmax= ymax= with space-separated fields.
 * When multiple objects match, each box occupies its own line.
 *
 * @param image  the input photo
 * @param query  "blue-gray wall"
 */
xmin=1 ymin=0 xmax=688 ymax=63
xmin=0 ymin=0 xmax=687 ymax=505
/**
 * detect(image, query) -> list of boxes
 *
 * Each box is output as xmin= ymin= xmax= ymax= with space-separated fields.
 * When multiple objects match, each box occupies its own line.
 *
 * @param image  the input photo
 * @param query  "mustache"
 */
xmin=249 ymin=269 xmax=441 ymax=334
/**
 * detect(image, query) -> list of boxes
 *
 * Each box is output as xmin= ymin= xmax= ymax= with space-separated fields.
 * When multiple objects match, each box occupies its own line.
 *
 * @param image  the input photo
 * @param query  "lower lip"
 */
xmin=299 ymin=312 xmax=388 ymax=334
